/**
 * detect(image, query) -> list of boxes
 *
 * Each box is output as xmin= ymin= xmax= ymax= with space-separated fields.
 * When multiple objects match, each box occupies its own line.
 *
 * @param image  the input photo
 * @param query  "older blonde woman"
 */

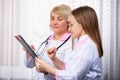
xmin=24 ymin=4 xmax=72 ymax=80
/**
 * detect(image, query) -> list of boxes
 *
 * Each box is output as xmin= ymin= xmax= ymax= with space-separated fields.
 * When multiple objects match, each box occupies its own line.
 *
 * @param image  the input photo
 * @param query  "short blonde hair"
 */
xmin=50 ymin=4 xmax=71 ymax=20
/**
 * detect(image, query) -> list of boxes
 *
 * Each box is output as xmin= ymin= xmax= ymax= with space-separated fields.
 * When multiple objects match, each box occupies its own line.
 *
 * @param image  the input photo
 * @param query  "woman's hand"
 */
xmin=35 ymin=57 xmax=56 ymax=75
xmin=35 ymin=61 xmax=41 ymax=72
xmin=22 ymin=44 xmax=35 ymax=58
xmin=47 ymin=47 xmax=64 ymax=69
xmin=35 ymin=59 xmax=47 ymax=73
xmin=47 ymin=47 xmax=57 ymax=60
xmin=35 ymin=57 xmax=48 ymax=72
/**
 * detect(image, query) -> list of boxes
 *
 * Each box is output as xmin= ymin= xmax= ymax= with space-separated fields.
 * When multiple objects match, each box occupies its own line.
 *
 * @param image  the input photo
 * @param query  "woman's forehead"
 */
xmin=51 ymin=12 xmax=62 ymax=17
xmin=68 ymin=15 xmax=74 ymax=21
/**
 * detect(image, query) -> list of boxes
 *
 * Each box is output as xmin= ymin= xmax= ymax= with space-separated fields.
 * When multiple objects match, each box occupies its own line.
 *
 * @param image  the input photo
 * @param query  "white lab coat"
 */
xmin=55 ymin=35 xmax=102 ymax=80
xmin=24 ymin=32 xmax=72 ymax=80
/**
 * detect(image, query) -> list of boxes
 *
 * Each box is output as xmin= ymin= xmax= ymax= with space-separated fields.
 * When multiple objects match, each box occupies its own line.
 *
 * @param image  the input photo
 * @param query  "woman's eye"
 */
xmin=58 ymin=18 xmax=63 ymax=21
xmin=69 ymin=24 xmax=73 ymax=27
xmin=51 ymin=17 xmax=54 ymax=20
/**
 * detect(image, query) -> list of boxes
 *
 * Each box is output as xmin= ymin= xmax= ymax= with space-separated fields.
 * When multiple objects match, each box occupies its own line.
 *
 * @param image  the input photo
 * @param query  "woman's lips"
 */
xmin=53 ymin=26 xmax=59 ymax=28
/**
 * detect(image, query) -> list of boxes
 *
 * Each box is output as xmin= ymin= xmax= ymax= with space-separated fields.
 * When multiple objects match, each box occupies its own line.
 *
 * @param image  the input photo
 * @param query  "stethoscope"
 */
xmin=36 ymin=35 xmax=71 ymax=58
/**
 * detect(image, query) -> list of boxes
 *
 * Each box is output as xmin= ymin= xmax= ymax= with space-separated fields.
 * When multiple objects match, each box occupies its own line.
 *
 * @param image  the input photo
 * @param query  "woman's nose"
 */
xmin=68 ymin=26 xmax=71 ymax=32
xmin=53 ymin=20 xmax=58 ymax=25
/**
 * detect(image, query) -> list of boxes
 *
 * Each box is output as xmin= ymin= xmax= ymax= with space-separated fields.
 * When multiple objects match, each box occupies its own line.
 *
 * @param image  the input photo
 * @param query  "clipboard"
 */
xmin=15 ymin=35 xmax=38 ymax=58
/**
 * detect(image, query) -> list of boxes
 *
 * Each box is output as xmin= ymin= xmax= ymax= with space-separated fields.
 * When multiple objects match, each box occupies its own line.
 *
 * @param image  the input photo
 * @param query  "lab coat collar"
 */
xmin=74 ymin=34 xmax=88 ymax=50
xmin=48 ymin=32 xmax=71 ymax=41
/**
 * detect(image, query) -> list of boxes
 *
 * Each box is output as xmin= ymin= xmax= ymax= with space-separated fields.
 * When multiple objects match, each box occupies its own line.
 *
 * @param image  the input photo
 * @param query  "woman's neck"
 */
xmin=54 ymin=33 xmax=65 ymax=40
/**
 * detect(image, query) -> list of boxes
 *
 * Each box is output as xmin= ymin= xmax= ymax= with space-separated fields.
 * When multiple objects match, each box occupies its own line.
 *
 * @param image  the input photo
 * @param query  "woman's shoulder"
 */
xmin=84 ymin=35 xmax=97 ymax=49
xmin=83 ymin=36 xmax=100 ymax=59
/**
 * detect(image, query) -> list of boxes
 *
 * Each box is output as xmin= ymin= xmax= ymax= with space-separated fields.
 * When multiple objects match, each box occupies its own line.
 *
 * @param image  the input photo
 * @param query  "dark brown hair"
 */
xmin=71 ymin=6 xmax=103 ymax=57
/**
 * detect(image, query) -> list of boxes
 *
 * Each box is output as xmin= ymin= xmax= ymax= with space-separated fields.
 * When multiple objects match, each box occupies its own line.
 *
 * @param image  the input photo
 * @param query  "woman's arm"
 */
xmin=24 ymin=45 xmax=35 ymax=68
xmin=35 ymin=57 xmax=56 ymax=75
xmin=47 ymin=47 xmax=65 ymax=70
xmin=35 ymin=46 xmax=100 ymax=80
xmin=51 ymin=57 xmax=65 ymax=70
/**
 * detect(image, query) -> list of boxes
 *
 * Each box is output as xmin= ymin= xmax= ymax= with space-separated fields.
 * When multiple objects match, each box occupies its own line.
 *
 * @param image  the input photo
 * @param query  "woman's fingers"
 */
xmin=47 ymin=47 xmax=57 ymax=60
xmin=35 ymin=62 xmax=41 ymax=72
xmin=31 ymin=44 xmax=35 ymax=51
xmin=47 ymin=47 xmax=56 ymax=54
xmin=22 ymin=44 xmax=35 ymax=58
xmin=35 ymin=57 xmax=40 ymax=62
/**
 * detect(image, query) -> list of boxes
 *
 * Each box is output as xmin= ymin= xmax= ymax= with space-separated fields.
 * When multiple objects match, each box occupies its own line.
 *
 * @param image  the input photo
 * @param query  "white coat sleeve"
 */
xmin=24 ymin=53 xmax=35 ymax=68
xmin=55 ymin=46 xmax=96 ymax=80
